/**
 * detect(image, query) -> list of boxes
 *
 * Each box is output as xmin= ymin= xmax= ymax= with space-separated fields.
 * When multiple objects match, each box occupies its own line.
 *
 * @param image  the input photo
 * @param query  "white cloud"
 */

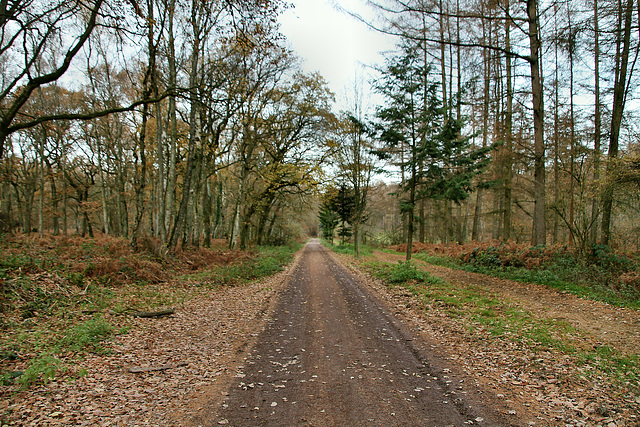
xmin=279 ymin=0 xmax=396 ymax=110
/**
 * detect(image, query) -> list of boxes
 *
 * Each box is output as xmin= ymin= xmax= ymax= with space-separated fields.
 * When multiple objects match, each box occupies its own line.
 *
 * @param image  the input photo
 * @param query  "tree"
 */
xmin=375 ymin=39 xmax=493 ymax=257
xmin=601 ymin=0 xmax=635 ymax=246
xmin=318 ymin=194 xmax=340 ymax=244
xmin=332 ymin=111 xmax=377 ymax=258
xmin=375 ymin=45 xmax=435 ymax=260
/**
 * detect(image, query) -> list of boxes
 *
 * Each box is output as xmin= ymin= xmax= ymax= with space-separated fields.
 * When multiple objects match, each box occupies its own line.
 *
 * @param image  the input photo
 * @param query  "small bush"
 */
xmin=370 ymin=261 xmax=443 ymax=286
xmin=388 ymin=261 xmax=427 ymax=284
xmin=62 ymin=317 xmax=114 ymax=354
xmin=16 ymin=354 xmax=64 ymax=388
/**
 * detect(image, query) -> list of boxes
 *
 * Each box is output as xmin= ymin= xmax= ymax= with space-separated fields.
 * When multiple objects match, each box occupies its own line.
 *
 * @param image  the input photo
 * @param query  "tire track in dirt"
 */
xmin=210 ymin=239 xmax=506 ymax=426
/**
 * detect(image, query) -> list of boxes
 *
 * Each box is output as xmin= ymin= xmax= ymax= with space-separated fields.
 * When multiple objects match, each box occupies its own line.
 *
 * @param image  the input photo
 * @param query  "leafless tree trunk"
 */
xmin=590 ymin=0 xmax=602 ymax=246
xmin=527 ymin=0 xmax=546 ymax=246
xmin=601 ymin=0 xmax=634 ymax=245
xmin=503 ymin=0 xmax=514 ymax=241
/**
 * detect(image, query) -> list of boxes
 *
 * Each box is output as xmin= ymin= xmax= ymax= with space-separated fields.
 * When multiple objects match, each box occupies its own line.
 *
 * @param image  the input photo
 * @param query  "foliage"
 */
xmin=15 ymin=354 xmax=64 ymax=388
xmin=318 ymin=198 xmax=340 ymax=242
xmin=373 ymin=40 xmax=494 ymax=258
xmin=61 ymin=317 xmax=115 ymax=354
xmin=392 ymin=241 xmax=640 ymax=308
xmin=183 ymin=243 xmax=300 ymax=286
xmin=323 ymin=240 xmax=372 ymax=257
xmin=367 ymin=260 xmax=443 ymax=285
xmin=369 ymin=264 xmax=639 ymax=393
xmin=0 ymin=234 xmax=300 ymax=389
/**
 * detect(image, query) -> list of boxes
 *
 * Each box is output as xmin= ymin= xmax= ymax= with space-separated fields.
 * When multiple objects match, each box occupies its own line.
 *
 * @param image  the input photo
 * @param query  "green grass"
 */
xmin=1 ymin=315 xmax=119 ymax=389
xmin=362 ymin=259 xmax=640 ymax=390
xmin=322 ymin=240 xmax=373 ymax=257
xmin=1 ymin=235 xmax=302 ymax=391
xmin=180 ymin=243 xmax=301 ymax=286
xmin=367 ymin=260 xmax=444 ymax=285
xmin=411 ymin=252 xmax=640 ymax=309
xmin=61 ymin=317 xmax=115 ymax=354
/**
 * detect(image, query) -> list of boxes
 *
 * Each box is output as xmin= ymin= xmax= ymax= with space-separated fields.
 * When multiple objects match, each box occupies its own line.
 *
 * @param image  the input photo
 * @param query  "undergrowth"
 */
xmin=322 ymin=240 xmax=373 ymax=257
xmin=0 ymin=234 xmax=299 ymax=389
xmin=364 ymin=259 xmax=640 ymax=394
xmin=367 ymin=260 xmax=443 ymax=285
xmin=397 ymin=242 xmax=640 ymax=308
xmin=180 ymin=243 xmax=300 ymax=285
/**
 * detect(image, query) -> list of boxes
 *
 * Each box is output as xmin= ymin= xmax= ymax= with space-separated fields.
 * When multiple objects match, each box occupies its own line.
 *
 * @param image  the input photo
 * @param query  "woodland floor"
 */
xmin=353 ymin=250 xmax=640 ymax=426
xmin=1 ymin=241 xmax=639 ymax=426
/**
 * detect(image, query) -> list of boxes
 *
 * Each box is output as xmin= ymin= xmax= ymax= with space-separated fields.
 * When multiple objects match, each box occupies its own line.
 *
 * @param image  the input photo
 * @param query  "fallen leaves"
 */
xmin=0 ymin=269 xmax=292 ymax=426
xmin=340 ymin=251 xmax=640 ymax=426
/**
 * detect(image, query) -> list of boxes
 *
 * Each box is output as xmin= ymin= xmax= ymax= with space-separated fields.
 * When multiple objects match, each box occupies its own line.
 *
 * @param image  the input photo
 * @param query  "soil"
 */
xmin=2 ymin=240 xmax=639 ymax=426
xmin=197 ymin=239 xmax=508 ymax=426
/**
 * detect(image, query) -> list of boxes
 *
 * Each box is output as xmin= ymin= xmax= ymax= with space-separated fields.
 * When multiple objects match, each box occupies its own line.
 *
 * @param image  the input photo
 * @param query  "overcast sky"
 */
xmin=278 ymin=0 xmax=396 ymax=112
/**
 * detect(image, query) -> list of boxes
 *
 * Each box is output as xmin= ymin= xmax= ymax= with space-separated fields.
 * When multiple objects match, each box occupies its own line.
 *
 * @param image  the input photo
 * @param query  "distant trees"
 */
xmin=352 ymin=0 xmax=640 ymax=251
xmin=0 ymin=0 xmax=334 ymax=250
xmin=4 ymin=0 xmax=640 ymax=253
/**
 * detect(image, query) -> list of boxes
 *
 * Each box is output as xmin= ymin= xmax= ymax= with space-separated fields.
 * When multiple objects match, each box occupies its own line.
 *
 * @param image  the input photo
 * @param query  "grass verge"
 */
xmin=410 ymin=251 xmax=640 ymax=309
xmin=0 ymin=235 xmax=300 ymax=390
xmin=361 ymin=259 xmax=640 ymax=398
xmin=321 ymin=240 xmax=373 ymax=257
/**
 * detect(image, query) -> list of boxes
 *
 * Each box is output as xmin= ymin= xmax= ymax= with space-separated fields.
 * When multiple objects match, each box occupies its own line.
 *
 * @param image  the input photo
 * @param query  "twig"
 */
xmin=132 ymin=308 xmax=175 ymax=318
xmin=128 ymin=362 xmax=187 ymax=374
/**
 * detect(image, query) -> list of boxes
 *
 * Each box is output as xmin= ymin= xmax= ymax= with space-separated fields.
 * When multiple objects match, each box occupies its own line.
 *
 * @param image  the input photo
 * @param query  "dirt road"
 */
xmin=212 ymin=239 xmax=504 ymax=426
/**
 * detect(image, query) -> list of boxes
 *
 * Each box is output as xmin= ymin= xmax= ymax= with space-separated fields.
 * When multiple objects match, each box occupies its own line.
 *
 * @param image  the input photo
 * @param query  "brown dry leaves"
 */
xmin=338 ymin=251 xmax=640 ymax=427
xmin=1 ymin=267 xmax=294 ymax=426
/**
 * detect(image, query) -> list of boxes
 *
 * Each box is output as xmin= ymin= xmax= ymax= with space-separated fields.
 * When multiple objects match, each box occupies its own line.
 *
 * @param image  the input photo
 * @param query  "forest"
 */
xmin=1 ymin=0 xmax=640 ymax=256
xmin=2 ymin=2 xmax=640 ymax=423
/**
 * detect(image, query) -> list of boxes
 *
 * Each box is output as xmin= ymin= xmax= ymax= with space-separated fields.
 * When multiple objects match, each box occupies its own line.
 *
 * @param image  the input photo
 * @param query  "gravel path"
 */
xmin=208 ymin=239 xmax=505 ymax=426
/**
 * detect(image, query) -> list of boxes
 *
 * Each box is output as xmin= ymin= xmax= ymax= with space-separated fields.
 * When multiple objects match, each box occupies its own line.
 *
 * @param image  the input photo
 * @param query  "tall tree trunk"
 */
xmin=439 ymin=0 xmax=448 ymax=122
xmin=590 ymin=0 xmax=602 ymax=246
xmin=38 ymin=134 xmax=45 ymax=236
xmin=213 ymin=179 xmax=223 ymax=239
xmin=419 ymin=198 xmax=425 ymax=243
xmin=46 ymin=162 xmax=60 ymax=235
xmin=527 ymin=0 xmax=546 ymax=246
xmin=503 ymin=0 xmax=514 ymax=241
xmin=568 ymin=6 xmax=576 ymax=246
xmin=155 ymin=92 xmax=165 ymax=242
xmin=473 ymin=26 xmax=490 ymax=242
xmin=406 ymin=106 xmax=418 ymax=261
xmin=131 ymin=0 xmax=156 ymax=250
xmin=169 ymin=0 xmax=201 ymax=250
xmin=202 ymin=174 xmax=213 ymax=248
xmin=552 ymin=8 xmax=560 ymax=244
xmin=601 ymin=0 xmax=634 ymax=246
xmin=97 ymin=146 xmax=109 ymax=236
xmin=62 ymin=166 xmax=68 ymax=236
xmin=164 ymin=0 xmax=178 ymax=244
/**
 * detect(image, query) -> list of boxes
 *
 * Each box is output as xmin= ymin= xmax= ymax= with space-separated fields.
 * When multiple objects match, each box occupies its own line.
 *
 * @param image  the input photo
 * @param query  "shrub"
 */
xmin=370 ymin=261 xmax=444 ymax=286
xmin=62 ymin=317 xmax=114 ymax=354
xmin=16 ymin=354 xmax=64 ymax=388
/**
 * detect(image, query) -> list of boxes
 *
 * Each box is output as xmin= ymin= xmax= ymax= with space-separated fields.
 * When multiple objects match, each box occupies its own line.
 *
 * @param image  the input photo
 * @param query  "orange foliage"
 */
xmin=0 ymin=233 xmax=249 ymax=289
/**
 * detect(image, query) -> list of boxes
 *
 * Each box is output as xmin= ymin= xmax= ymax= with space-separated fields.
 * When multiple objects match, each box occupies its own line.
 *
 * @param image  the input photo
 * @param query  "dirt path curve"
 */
xmin=372 ymin=251 xmax=640 ymax=356
xmin=209 ymin=239 xmax=507 ymax=426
